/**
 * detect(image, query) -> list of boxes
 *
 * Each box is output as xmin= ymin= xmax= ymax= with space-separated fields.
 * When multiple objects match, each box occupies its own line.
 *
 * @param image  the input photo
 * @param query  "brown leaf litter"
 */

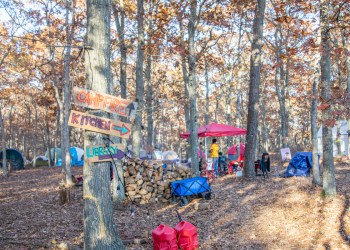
xmin=0 ymin=158 xmax=350 ymax=249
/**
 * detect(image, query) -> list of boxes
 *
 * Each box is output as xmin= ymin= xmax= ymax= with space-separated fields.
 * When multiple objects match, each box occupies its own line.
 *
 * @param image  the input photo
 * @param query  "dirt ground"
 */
xmin=1 ymin=156 xmax=350 ymax=250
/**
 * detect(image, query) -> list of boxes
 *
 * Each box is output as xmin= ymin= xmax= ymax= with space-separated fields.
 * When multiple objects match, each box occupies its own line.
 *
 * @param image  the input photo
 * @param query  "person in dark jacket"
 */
xmin=260 ymin=152 xmax=270 ymax=178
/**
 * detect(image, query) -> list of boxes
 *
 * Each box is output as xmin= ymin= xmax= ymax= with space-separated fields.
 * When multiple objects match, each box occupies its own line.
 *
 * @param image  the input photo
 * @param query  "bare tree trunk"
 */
xmin=260 ymin=84 xmax=268 ymax=152
xmin=145 ymin=52 xmax=153 ymax=147
xmin=187 ymin=0 xmax=199 ymax=175
xmin=8 ymin=107 xmax=13 ymax=148
xmin=243 ymin=0 xmax=266 ymax=178
xmin=178 ymin=18 xmax=190 ymax=131
xmin=44 ymin=115 xmax=53 ymax=168
xmin=54 ymin=110 xmax=59 ymax=165
xmin=61 ymin=0 xmax=74 ymax=185
xmin=112 ymin=0 xmax=127 ymax=98
xmin=342 ymin=29 xmax=350 ymax=159
xmin=153 ymin=124 xmax=157 ymax=147
xmin=205 ymin=58 xmax=210 ymax=125
xmin=320 ymin=0 xmax=336 ymax=196
xmin=131 ymin=0 xmax=145 ymax=157
xmin=226 ymin=89 xmax=233 ymax=146
xmin=214 ymin=96 xmax=219 ymax=123
xmin=235 ymin=18 xmax=244 ymax=129
xmin=33 ymin=103 xmax=38 ymax=162
xmin=311 ymin=70 xmax=321 ymax=185
xmin=84 ymin=0 xmax=125 ymax=248
xmin=274 ymin=25 xmax=289 ymax=148
xmin=0 ymin=109 xmax=7 ymax=177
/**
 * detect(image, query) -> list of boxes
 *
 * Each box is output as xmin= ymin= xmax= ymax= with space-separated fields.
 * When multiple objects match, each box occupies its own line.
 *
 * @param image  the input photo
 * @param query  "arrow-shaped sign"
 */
xmin=112 ymin=123 xmax=130 ymax=135
xmin=68 ymin=110 xmax=132 ymax=139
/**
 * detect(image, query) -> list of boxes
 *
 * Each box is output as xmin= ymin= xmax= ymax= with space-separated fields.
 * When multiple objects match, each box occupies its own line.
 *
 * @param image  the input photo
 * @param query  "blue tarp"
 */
xmin=283 ymin=152 xmax=317 ymax=177
xmin=171 ymin=177 xmax=211 ymax=197
xmin=69 ymin=147 xmax=84 ymax=167
xmin=56 ymin=147 xmax=84 ymax=167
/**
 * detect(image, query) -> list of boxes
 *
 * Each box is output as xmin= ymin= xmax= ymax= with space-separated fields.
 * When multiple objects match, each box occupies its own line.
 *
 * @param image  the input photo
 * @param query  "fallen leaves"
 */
xmin=1 ymin=159 xmax=350 ymax=249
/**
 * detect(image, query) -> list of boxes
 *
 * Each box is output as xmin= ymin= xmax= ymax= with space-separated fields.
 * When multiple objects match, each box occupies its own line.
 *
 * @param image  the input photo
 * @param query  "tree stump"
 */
xmin=59 ymin=186 xmax=71 ymax=205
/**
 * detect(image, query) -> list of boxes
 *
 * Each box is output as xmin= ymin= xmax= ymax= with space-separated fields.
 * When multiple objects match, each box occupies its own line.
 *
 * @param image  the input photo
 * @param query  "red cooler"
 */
xmin=174 ymin=221 xmax=199 ymax=250
xmin=152 ymin=224 xmax=178 ymax=250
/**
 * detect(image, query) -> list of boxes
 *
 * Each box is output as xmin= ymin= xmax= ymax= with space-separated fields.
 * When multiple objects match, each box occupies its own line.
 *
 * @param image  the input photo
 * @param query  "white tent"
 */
xmin=162 ymin=150 xmax=178 ymax=161
xmin=317 ymin=120 xmax=349 ymax=157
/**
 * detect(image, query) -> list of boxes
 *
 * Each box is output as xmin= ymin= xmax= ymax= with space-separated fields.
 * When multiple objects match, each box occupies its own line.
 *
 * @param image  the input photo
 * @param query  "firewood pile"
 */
xmin=124 ymin=158 xmax=195 ymax=204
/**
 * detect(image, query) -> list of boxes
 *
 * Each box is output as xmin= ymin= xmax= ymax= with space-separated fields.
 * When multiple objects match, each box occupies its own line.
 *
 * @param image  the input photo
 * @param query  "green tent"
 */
xmin=45 ymin=148 xmax=62 ymax=164
xmin=0 ymin=148 xmax=25 ymax=170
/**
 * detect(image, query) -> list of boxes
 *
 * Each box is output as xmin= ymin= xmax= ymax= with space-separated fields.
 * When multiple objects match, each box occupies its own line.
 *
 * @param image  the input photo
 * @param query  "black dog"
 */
xmin=260 ymin=152 xmax=270 ymax=178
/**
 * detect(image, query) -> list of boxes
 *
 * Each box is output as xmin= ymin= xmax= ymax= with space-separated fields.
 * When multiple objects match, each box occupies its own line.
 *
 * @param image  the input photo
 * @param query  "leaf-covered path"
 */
xmin=1 ymin=160 xmax=350 ymax=249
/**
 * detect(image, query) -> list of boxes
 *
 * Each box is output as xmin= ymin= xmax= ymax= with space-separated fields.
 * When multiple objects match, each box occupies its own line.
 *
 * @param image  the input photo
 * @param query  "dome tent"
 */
xmin=162 ymin=151 xmax=178 ymax=161
xmin=0 ymin=148 xmax=25 ymax=170
xmin=69 ymin=147 xmax=84 ymax=167
xmin=33 ymin=155 xmax=49 ymax=167
xmin=282 ymin=152 xmax=319 ymax=177
xmin=45 ymin=147 xmax=84 ymax=167
xmin=45 ymin=148 xmax=61 ymax=164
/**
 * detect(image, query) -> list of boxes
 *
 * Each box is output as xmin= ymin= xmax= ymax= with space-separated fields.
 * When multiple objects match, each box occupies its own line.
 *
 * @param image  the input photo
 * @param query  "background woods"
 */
xmin=1 ymin=0 xmax=350 ymax=249
xmin=0 ymin=0 xmax=349 ymax=178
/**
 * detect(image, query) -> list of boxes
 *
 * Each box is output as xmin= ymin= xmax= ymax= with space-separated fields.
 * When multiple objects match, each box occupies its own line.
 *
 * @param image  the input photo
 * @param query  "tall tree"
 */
xmin=311 ymin=68 xmax=321 ymax=185
xmin=320 ymin=0 xmax=336 ymax=195
xmin=131 ymin=0 xmax=145 ymax=157
xmin=112 ymin=0 xmax=127 ymax=99
xmin=187 ymin=0 xmax=199 ymax=175
xmin=61 ymin=0 xmax=74 ymax=185
xmin=0 ymin=108 xmax=7 ymax=177
xmin=342 ymin=29 xmax=350 ymax=159
xmin=243 ymin=0 xmax=266 ymax=178
xmin=83 ymin=0 xmax=125 ymax=248
xmin=274 ymin=22 xmax=290 ymax=148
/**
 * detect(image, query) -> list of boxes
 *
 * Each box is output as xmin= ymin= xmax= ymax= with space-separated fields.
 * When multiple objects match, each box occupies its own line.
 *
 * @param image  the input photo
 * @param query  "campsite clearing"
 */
xmin=0 ymin=156 xmax=350 ymax=249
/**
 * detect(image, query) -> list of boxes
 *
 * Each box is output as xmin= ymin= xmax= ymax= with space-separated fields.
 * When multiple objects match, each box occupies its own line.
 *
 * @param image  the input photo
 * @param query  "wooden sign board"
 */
xmin=72 ymin=86 xmax=137 ymax=120
xmin=68 ymin=110 xmax=132 ymax=139
xmin=85 ymin=143 xmax=126 ymax=163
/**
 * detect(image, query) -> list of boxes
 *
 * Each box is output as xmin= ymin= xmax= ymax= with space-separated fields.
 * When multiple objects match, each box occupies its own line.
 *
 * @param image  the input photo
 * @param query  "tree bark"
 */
xmin=187 ymin=0 xmax=199 ymax=175
xmin=61 ymin=0 xmax=74 ymax=185
xmin=33 ymin=98 xmax=38 ymax=162
xmin=243 ymin=0 xmax=266 ymax=178
xmin=112 ymin=0 xmax=127 ymax=99
xmin=131 ymin=0 xmax=145 ymax=157
xmin=320 ymin=0 xmax=336 ymax=196
xmin=178 ymin=18 xmax=190 ymax=131
xmin=235 ymin=18 xmax=244 ymax=129
xmin=260 ymin=82 xmax=268 ymax=153
xmin=214 ymin=96 xmax=219 ymax=123
xmin=8 ymin=107 xmax=13 ymax=148
xmin=311 ymin=70 xmax=321 ymax=185
xmin=0 ymin=109 xmax=7 ymax=177
xmin=54 ymin=109 xmax=60 ymax=165
xmin=84 ymin=0 xmax=125 ymax=248
xmin=205 ymin=58 xmax=210 ymax=125
xmin=43 ymin=114 xmax=52 ymax=168
xmin=145 ymin=54 xmax=153 ymax=148
xmin=342 ymin=29 xmax=350 ymax=159
xmin=274 ymin=25 xmax=289 ymax=148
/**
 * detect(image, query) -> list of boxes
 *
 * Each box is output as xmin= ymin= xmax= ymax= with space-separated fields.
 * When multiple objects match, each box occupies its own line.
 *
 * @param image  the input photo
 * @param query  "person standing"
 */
xmin=210 ymin=139 xmax=220 ymax=177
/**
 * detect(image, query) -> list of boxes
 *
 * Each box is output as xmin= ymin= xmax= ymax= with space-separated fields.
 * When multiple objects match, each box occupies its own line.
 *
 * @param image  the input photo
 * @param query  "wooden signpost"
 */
xmin=68 ymin=110 xmax=132 ymax=139
xmin=85 ymin=143 xmax=126 ymax=163
xmin=72 ymin=86 xmax=137 ymax=120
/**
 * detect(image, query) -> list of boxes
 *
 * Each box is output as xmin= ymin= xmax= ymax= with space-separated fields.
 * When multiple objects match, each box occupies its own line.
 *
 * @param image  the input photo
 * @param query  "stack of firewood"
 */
xmin=124 ymin=158 xmax=194 ymax=204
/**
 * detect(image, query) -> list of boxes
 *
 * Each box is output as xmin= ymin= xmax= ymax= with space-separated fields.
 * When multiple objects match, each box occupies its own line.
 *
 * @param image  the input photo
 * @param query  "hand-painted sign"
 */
xmin=85 ymin=143 xmax=126 ymax=163
xmin=72 ymin=87 xmax=137 ymax=119
xmin=68 ymin=110 xmax=132 ymax=139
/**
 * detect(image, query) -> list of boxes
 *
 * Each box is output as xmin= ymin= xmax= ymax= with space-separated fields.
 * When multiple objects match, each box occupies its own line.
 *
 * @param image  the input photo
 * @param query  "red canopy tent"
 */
xmin=180 ymin=123 xmax=247 ymax=138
